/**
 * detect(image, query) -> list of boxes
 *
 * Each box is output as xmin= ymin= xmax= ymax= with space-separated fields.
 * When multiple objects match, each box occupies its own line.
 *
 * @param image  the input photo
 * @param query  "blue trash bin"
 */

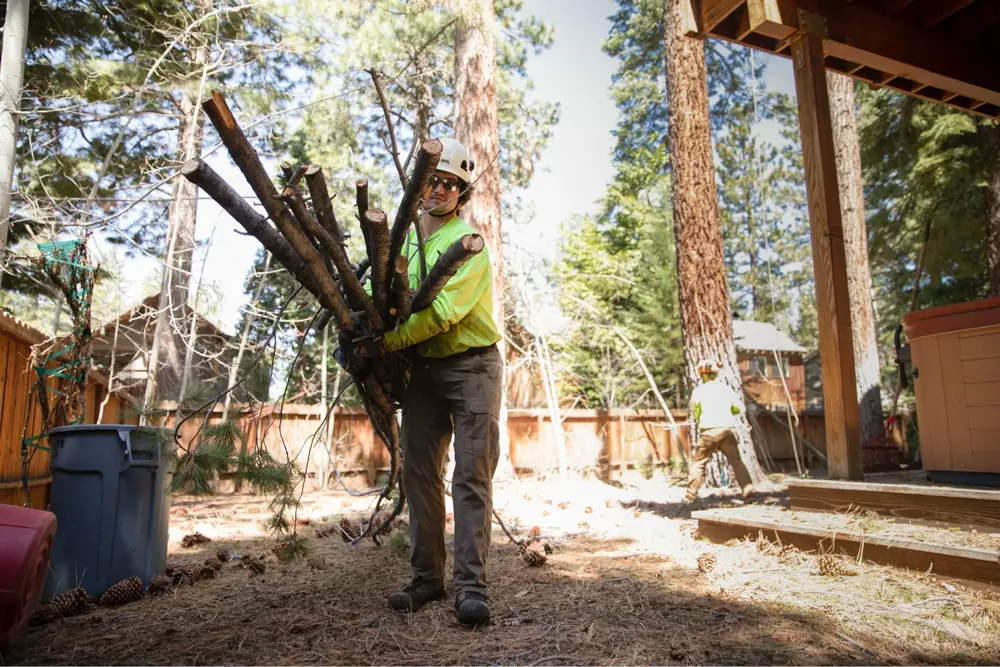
xmin=42 ymin=425 xmax=173 ymax=601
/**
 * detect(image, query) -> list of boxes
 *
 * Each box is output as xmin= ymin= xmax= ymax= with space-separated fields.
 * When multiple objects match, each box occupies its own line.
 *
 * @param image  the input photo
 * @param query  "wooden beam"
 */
xmin=694 ymin=0 xmax=747 ymax=32
xmin=742 ymin=0 xmax=1000 ymax=108
xmin=938 ymin=0 xmax=1000 ymax=40
xmin=915 ymin=0 xmax=977 ymax=27
xmin=693 ymin=508 xmax=1000 ymax=585
xmin=787 ymin=478 xmax=1000 ymax=528
xmin=791 ymin=31 xmax=863 ymax=481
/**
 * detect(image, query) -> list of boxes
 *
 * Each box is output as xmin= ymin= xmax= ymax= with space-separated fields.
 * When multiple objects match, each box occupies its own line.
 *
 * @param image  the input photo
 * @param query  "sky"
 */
xmin=107 ymin=0 xmax=798 ymax=335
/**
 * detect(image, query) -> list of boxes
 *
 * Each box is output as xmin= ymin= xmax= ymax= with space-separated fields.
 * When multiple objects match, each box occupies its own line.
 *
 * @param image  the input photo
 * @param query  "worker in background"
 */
xmin=345 ymin=137 xmax=501 ymax=627
xmin=684 ymin=359 xmax=754 ymax=502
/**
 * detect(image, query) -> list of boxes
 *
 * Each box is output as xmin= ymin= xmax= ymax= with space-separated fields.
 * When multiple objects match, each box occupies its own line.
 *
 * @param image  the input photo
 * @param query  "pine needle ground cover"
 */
xmin=12 ymin=478 xmax=1000 ymax=665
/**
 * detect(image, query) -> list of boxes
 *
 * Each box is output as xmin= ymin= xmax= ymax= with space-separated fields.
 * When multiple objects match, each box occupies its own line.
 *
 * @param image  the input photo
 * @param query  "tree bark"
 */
xmin=149 ymin=49 xmax=206 ymax=402
xmin=456 ymin=0 xmax=512 ymax=469
xmin=827 ymin=72 xmax=885 ymax=446
xmin=662 ymin=0 xmax=764 ymax=485
xmin=305 ymin=165 xmax=346 ymax=249
xmin=388 ymin=138 xmax=442 ymax=295
xmin=0 ymin=0 xmax=29 ymax=263
xmin=363 ymin=209 xmax=391 ymax=318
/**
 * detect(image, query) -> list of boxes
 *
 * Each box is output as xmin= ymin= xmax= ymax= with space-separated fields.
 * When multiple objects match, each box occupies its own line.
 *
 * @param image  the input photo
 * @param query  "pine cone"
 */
xmin=521 ymin=542 xmax=548 ymax=567
xmin=28 ymin=604 xmax=55 ymax=626
xmin=49 ymin=587 xmax=92 ymax=618
xmin=339 ymin=517 xmax=360 ymax=542
xmin=315 ymin=523 xmax=337 ymax=539
xmin=697 ymin=552 xmax=717 ymax=574
xmin=99 ymin=576 xmax=144 ymax=606
xmin=166 ymin=566 xmax=194 ymax=587
xmin=205 ymin=557 xmax=222 ymax=571
xmin=216 ymin=548 xmax=231 ymax=563
xmin=248 ymin=557 xmax=266 ymax=576
xmin=527 ymin=526 xmax=542 ymax=539
xmin=148 ymin=575 xmax=174 ymax=596
xmin=195 ymin=565 xmax=217 ymax=581
xmin=817 ymin=553 xmax=858 ymax=577
xmin=181 ymin=532 xmax=212 ymax=548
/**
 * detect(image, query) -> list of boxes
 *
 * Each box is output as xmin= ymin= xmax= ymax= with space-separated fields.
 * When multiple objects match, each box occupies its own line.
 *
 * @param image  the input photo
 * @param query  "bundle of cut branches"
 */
xmin=184 ymin=91 xmax=484 ymax=541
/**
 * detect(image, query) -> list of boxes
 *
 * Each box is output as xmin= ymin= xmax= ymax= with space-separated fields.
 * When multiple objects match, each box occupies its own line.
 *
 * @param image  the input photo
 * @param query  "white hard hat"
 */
xmin=436 ymin=137 xmax=474 ymax=182
xmin=697 ymin=359 xmax=722 ymax=375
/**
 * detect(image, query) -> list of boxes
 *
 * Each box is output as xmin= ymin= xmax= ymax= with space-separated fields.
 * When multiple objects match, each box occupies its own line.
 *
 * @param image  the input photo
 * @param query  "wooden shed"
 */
xmin=903 ymin=297 xmax=1000 ymax=484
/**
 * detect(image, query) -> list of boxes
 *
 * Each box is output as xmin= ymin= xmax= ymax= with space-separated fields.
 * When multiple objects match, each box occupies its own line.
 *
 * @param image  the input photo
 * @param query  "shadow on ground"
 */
xmin=9 ymin=521 xmax=997 ymax=666
xmin=624 ymin=490 xmax=790 ymax=521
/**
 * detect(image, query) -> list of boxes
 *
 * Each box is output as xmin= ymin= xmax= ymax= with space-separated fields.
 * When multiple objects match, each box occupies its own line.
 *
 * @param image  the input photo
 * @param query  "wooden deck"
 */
xmin=692 ymin=506 xmax=1000 ymax=586
xmin=787 ymin=478 xmax=1000 ymax=528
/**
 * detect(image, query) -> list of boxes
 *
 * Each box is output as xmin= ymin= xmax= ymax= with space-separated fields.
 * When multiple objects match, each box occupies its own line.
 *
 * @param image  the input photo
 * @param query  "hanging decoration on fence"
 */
xmin=184 ymin=90 xmax=484 ymax=541
xmin=19 ymin=237 xmax=96 ymax=505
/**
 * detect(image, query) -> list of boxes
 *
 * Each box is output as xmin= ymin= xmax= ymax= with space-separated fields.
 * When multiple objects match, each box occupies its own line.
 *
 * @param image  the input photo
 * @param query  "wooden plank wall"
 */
xmin=159 ymin=404 xmax=832 ymax=488
xmin=0 ymin=312 xmax=139 ymax=508
xmin=914 ymin=323 xmax=1000 ymax=473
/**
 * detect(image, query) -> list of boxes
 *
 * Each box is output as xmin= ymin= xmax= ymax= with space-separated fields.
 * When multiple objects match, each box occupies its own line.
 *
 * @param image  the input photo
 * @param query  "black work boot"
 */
xmin=455 ymin=590 xmax=490 ymax=626
xmin=387 ymin=579 xmax=446 ymax=613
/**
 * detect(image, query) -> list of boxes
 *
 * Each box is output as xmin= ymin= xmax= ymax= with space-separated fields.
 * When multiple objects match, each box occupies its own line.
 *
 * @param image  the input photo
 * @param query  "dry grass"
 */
xmin=10 ymin=475 xmax=1000 ymax=665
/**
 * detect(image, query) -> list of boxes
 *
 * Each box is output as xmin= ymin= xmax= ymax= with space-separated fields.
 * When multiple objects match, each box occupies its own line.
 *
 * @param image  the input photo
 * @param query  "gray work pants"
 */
xmin=401 ymin=345 xmax=501 ymax=596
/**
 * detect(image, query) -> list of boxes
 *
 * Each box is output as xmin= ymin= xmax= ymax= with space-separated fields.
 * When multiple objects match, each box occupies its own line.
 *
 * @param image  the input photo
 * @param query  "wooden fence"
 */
xmin=0 ymin=311 xmax=138 ymax=508
xmin=159 ymin=403 xmax=832 ymax=491
xmin=1 ymin=303 xmax=839 ymax=505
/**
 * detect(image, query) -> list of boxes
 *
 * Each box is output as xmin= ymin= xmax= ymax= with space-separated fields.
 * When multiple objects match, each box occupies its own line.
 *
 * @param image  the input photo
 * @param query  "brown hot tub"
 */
xmin=902 ymin=297 xmax=1000 ymax=484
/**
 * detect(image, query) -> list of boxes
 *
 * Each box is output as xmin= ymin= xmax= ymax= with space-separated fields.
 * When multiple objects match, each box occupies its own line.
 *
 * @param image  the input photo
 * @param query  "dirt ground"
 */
xmin=11 ymin=473 xmax=1000 ymax=665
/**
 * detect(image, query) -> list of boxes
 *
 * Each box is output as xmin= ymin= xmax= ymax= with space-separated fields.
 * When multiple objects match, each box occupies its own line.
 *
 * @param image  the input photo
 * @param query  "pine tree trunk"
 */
xmin=414 ymin=50 xmax=432 ymax=144
xmin=827 ymin=72 xmax=885 ymax=445
xmin=662 ymin=0 xmax=764 ymax=485
xmin=146 ymin=2 xmax=209 ymax=404
xmin=455 ymin=0 xmax=513 ymax=471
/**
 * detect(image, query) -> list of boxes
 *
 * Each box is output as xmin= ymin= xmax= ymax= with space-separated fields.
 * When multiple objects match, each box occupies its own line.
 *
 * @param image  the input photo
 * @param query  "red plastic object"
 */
xmin=0 ymin=505 xmax=56 ymax=652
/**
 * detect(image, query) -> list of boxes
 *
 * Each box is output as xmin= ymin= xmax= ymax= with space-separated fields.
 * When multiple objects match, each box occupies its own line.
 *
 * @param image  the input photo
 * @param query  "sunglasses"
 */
xmin=427 ymin=175 xmax=461 ymax=192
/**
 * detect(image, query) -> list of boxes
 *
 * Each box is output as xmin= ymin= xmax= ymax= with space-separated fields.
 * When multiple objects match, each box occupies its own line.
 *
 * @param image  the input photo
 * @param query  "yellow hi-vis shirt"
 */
xmin=690 ymin=379 xmax=741 ymax=430
xmin=382 ymin=216 xmax=501 ymax=358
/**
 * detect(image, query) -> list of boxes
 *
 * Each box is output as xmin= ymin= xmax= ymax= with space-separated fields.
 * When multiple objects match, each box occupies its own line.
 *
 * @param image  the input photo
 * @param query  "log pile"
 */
xmin=183 ymin=91 xmax=485 ymax=541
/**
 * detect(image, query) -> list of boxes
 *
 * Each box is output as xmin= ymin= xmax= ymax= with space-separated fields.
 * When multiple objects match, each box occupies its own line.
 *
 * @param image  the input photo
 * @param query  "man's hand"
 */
xmin=337 ymin=332 xmax=387 ymax=372
xmin=353 ymin=335 xmax=387 ymax=358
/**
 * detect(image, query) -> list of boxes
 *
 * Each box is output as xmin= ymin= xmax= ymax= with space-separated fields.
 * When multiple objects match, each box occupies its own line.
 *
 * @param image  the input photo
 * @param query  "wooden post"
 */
xmin=791 ymin=29 xmax=863 ymax=480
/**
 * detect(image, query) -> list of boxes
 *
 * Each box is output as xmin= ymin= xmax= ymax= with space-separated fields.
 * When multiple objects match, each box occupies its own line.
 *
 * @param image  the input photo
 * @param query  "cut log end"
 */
xmin=463 ymin=234 xmax=485 ymax=253
xmin=363 ymin=209 xmax=388 ymax=226
xmin=306 ymin=164 xmax=322 ymax=177
xmin=421 ymin=138 xmax=443 ymax=157
xmin=180 ymin=159 xmax=201 ymax=177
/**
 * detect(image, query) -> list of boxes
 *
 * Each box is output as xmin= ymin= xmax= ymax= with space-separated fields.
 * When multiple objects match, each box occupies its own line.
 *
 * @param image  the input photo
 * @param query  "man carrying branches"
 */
xmin=345 ymin=138 xmax=502 ymax=627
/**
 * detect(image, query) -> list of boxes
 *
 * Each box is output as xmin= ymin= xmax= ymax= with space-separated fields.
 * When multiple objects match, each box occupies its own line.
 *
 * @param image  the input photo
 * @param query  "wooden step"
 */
xmin=692 ymin=507 xmax=1000 ymax=586
xmin=787 ymin=478 xmax=1000 ymax=529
